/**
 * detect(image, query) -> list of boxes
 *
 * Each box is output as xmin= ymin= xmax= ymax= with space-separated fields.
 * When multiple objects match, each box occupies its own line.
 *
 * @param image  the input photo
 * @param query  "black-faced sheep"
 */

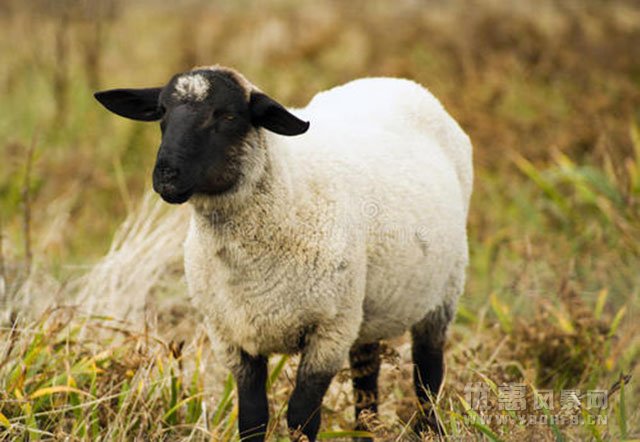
xmin=94 ymin=65 xmax=473 ymax=441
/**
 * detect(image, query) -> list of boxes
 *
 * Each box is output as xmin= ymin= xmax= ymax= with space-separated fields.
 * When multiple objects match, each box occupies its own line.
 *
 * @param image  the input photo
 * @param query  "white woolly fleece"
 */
xmin=185 ymin=76 xmax=473 ymax=373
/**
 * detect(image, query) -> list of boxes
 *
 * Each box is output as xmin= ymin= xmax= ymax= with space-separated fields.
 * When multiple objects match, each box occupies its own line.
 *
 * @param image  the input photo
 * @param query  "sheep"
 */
xmin=94 ymin=65 xmax=473 ymax=441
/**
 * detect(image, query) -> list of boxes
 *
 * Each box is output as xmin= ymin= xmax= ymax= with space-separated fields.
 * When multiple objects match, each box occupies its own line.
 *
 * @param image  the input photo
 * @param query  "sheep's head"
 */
xmin=94 ymin=67 xmax=309 ymax=204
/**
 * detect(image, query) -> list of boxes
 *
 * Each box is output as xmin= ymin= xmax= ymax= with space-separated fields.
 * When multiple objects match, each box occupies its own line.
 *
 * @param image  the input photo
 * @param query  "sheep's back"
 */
xmin=272 ymin=78 xmax=472 ymax=340
xmin=297 ymin=77 xmax=472 ymax=213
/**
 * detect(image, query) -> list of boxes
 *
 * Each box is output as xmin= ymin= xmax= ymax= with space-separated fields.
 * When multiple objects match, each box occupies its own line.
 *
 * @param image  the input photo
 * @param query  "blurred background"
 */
xmin=1 ymin=0 xmax=638 ymax=263
xmin=0 ymin=0 xmax=638 ymax=439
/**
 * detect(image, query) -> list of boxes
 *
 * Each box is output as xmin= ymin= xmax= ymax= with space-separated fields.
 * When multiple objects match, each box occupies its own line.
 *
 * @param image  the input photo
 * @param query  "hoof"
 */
xmin=413 ymin=411 xmax=445 ymax=439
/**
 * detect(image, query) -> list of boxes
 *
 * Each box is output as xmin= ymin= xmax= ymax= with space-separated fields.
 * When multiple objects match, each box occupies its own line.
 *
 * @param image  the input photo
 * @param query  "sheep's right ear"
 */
xmin=94 ymin=88 xmax=163 ymax=121
xmin=249 ymin=92 xmax=310 ymax=136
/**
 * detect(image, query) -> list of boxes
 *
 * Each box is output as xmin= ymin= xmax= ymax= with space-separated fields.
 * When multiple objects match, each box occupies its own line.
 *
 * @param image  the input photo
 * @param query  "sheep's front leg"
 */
xmin=231 ymin=350 xmax=269 ymax=442
xmin=287 ymin=325 xmax=354 ymax=441
xmin=287 ymin=369 xmax=334 ymax=441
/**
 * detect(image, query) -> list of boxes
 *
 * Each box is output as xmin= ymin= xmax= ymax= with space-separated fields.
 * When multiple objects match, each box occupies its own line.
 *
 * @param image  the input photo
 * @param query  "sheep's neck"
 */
xmin=189 ymin=131 xmax=291 ymax=233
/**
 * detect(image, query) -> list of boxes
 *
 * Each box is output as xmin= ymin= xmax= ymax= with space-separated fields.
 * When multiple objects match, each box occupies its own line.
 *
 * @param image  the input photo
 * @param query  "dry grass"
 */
xmin=1 ymin=0 xmax=639 ymax=440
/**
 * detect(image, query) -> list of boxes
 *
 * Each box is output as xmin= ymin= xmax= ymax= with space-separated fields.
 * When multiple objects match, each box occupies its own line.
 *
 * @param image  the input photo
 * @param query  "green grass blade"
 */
xmin=318 ymin=430 xmax=375 ymax=439
xmin=617 ymin=378 xmax=628 ymax=439
xmin=212 ymin=374 xmax=235 ymax=427
xmin=267 ymin=355 xmax=289 ymax=391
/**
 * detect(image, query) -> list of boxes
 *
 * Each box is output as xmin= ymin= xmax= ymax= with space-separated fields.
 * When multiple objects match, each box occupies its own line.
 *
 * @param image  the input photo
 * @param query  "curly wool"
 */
xmin=184 ymin=72 xmax=473 ymax=374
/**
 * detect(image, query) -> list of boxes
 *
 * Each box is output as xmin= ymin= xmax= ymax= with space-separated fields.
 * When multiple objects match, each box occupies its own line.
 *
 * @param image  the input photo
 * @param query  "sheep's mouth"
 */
xmin=159 ymin=188 xmax=194 ymax=204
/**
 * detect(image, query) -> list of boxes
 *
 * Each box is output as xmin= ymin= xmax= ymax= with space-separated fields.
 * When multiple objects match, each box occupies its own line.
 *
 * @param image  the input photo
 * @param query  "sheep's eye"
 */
xmin=213 ymin=110 xmax=235 ymax=121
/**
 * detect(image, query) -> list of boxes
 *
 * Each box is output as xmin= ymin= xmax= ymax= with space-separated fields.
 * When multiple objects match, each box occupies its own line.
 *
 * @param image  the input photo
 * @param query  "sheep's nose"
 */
xmin=158 ymin=164 xmax=180 ymax=181
xmin=152 ymin=160 xmax=183 ymax=196
xmin=154 ymin=157 xmax=181 ymax=181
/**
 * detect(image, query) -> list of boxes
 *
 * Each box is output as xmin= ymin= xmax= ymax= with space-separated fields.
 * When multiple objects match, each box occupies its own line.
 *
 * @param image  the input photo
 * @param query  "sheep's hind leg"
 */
xmin=232 ymin=350 xmax=269 ymax=442
xmin=410 ymin=303 xmax=453 ymax=437
xmin=349 ymin=342 xmax=381 ymax=442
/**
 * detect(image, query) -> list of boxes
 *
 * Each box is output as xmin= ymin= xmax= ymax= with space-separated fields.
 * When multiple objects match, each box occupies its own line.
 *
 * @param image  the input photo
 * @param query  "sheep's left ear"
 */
xmin=249 ymin=92 xmax=310 ymax=136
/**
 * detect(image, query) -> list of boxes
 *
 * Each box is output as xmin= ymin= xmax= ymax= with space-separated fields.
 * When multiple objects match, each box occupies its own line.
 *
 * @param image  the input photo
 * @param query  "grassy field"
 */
xmin=1 ymin=0 xmax=639 ymax=440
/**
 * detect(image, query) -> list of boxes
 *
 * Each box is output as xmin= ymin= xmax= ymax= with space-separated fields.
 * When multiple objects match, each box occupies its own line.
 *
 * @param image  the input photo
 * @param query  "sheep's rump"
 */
xmin=276 ymin=78 xmax=473 ymax=343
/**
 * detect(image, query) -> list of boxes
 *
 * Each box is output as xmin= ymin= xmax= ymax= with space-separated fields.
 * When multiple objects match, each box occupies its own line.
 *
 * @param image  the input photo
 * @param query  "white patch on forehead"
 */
xmin=173 ymin=74 xmax=210 ymax=101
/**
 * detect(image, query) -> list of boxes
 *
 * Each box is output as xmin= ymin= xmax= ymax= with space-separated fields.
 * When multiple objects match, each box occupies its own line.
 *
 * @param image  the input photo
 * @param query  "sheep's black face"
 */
xmin=94 ymin=68 xmax=309 ymax=204
xmin=152 ymin=70 xmax=254 ymax=204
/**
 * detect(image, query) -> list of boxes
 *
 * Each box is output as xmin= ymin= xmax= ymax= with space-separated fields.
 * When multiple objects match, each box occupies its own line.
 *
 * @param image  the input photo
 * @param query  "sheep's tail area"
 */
xmin=409 ymin=84 xmax=474 ymax=217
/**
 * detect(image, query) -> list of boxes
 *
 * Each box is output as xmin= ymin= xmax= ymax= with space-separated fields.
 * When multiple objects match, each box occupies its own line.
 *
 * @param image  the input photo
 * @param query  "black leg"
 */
xmin=410 ymin=304 xmax=453 ymax=436
xmin=287 ymin=369 xmax=334 ymax=441
xmin=286 ymin=319 xmax=357 ymax=441
xmin=349 ymin=342 xmax=380 ymax=441
xmin=233 ymin=351 xmax=269 ymax=442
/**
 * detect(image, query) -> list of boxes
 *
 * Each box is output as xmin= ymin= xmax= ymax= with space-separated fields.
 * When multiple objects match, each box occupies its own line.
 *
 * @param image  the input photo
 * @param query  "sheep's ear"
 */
xmin=94 ymin=88 xmax=163 ymax=121
xmin=249 ymin=92 xmax=309 ymax=136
